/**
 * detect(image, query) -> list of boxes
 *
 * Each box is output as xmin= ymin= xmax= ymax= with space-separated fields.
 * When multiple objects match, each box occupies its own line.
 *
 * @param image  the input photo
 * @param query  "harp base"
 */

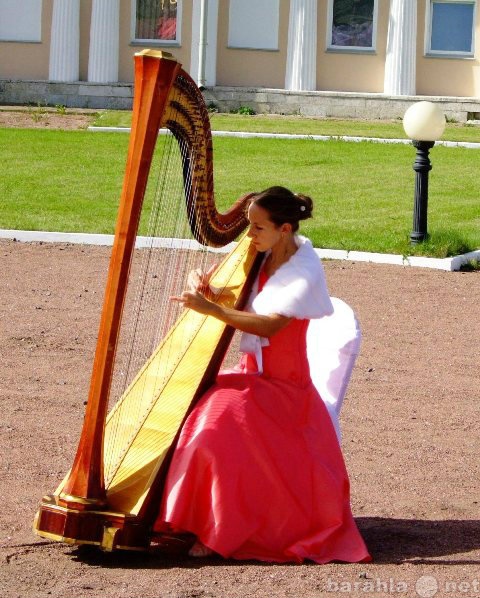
xmin=33 ymin=495 xmax=149 ymax=552
xmin=57 ymin=492 xmax=107 ymax=510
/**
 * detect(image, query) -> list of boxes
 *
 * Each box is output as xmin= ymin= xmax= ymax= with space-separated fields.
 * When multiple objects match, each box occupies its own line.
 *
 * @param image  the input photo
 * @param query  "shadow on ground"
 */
xmin=65 ymin=517 xmax=480 ymax=569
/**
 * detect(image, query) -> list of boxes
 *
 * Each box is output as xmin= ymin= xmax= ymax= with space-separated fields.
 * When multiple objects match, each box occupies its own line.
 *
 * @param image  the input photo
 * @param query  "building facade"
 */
xmin=1 ymin=0 xmax=479 ymax=119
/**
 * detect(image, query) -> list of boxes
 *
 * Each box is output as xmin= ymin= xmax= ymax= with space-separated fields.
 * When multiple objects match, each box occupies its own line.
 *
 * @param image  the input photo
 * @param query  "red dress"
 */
xmin=154 ymin=271 xmax=370 ymax=563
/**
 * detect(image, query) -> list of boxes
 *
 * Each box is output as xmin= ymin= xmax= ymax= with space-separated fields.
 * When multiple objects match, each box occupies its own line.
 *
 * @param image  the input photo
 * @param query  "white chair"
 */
xmin=307 ymin=297 xmax=361 ymax=442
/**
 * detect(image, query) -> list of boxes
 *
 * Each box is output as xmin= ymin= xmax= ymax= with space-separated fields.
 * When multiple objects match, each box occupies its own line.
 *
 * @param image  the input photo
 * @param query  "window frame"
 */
xmin=130 ymin=0 xmax=182 ymax=47
xmin=424 ymin=0 xmax=476 ymax=58
xmin=0 ymin=0 xmax=42 ymax=43
xmin=326 ymin=0 xmax=379 ymax=54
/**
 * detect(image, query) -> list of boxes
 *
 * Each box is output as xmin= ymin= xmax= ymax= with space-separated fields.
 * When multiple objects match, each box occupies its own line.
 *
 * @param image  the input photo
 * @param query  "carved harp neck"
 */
xmin=160 ymin=57 xmax=250 ymax=247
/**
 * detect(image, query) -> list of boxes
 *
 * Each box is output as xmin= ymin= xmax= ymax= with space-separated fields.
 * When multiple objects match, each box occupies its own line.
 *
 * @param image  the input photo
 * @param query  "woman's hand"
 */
xmin=171 ymin=264 xmax=291 ymax=338
xmin=171 ymin=289 xmax=216 ymax=316
xmin=187 ymin=264 xmax=217 ymax=293
xmin=171 ymin=265 xmax=219 ymax=315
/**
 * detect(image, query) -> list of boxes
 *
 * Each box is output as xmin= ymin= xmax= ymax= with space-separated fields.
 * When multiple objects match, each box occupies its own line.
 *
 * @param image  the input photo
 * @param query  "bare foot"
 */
xmin=188 ymin=541 xmax=214 ymax=557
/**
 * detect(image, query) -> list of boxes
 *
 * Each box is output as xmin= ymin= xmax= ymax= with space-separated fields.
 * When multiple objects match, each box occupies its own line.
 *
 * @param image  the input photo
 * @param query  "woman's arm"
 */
xmin=171 ymin=289 xmax=292 ymax=338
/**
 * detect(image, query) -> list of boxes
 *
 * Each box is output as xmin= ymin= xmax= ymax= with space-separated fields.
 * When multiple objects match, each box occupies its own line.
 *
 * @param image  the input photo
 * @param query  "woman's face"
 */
xmin=247 ymin=202 xmax=286 ymax=252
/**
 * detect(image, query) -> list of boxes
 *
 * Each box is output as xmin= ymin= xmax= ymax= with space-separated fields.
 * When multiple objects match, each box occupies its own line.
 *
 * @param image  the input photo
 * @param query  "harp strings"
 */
xmin=103 ymin=84 xmax=214 ymax=484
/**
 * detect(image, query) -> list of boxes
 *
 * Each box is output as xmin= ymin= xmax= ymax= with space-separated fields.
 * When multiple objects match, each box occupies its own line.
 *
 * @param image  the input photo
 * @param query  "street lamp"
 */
xmin=403 ymin=101 xmax=446 ymax=244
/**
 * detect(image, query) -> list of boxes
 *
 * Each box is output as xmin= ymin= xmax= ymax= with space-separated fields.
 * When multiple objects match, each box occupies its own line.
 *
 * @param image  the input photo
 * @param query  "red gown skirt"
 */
xmin=153 ymin=307 xmax=370 ymax=563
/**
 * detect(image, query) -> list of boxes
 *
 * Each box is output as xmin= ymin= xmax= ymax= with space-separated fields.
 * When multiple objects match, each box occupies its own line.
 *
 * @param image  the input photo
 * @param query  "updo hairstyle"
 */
xmin=251 ymin=186 xmax=313 ymax=232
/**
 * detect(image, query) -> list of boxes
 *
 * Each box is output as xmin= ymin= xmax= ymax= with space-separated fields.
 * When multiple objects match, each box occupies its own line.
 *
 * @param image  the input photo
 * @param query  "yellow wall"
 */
xmin=0 ymin=0 xmax=479 ymax=97
xmin=316 ymin=0 xmax=389 ymax=92
xmin=0 ymin=0 xmax=193 ymax=83
xmin=119 ymin=0 xmax=136 ymax=82
xmin=79 ymin=0 xmax=92 ymax=81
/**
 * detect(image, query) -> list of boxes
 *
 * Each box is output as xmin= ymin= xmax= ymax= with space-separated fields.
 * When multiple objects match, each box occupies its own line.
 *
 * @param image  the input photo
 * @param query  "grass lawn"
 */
xmin=93 ymin=110 xmax=480 ymax=143
xmin=1 ymin=127 xmax=478 ymax=257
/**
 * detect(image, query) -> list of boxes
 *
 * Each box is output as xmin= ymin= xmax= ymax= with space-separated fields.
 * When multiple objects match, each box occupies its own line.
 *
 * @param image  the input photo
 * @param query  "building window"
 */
xmin=132 ymin=0 xmax=181 ymax=45
xmin=426 ymin=0 xmax=475 ymax=56
xmin=0 ymin=0 xmax=42 ymax=42
xmin=228 ymin=0 xmax=279 ymax=50
xmin=327 ymin=0 xmax=378 ymax=52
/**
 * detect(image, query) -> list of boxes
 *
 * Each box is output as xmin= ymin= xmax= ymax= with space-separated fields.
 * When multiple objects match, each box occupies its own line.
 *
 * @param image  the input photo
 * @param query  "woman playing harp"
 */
xmin=33 ymin=52 xmax=367 ymax=560
xmin=153 ymin=186 xmax=371 ymax=564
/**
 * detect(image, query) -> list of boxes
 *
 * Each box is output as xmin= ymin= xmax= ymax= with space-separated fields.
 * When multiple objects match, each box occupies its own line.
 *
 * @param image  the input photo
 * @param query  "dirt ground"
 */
xmin=0 ymin=112 xmax=479 ymax=597
xmin=0 ymin=107 xmax=96 ymax=130
xmin=0 ymin=240 xmax=478 ymax=598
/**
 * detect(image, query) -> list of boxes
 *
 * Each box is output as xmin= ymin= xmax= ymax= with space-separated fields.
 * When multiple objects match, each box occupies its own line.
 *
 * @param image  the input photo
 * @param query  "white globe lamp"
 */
xmin=402 ymin=102 xmax=446 ymax=244
xmin=403 ymin=101 xmax=446 ymax=141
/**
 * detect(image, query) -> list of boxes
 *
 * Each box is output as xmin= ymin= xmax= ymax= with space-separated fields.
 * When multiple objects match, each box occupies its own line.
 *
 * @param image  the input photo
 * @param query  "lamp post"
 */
xmin=402 ymin=101 xmax=446 ymax=244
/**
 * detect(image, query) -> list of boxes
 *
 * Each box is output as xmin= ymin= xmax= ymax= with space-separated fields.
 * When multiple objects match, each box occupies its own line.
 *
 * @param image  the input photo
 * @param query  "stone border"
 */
xmin=204 ymin=88 xmax=480 ymax=123
xmin=1 ymin=229 xmax=478 ymax=272
xmin=2 ymin=79 xmax=480 ymax=121
xmin=87 ymin=126 xmax=480 ymax=149
xmin=0 ymin=80 xmax=133 ymax=111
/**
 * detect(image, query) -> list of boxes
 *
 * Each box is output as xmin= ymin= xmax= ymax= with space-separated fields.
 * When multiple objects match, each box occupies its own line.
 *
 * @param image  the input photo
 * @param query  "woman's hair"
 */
xmin=251 ymin=186 xmax=313 ymax=232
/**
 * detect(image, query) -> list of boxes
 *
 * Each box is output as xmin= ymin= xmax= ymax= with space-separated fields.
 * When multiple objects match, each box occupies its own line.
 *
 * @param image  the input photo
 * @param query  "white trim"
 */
xmin=88 ymin=0 xmax=120 ymax=83
xmin=130 ymin=0 xmax=182 ymax=46
xmin=1 ymin=229 xmax=477 ymax=271
xmin=0 ymin=230 xmax=234 ymax=253
xmin=326 ymin=0 xmax=378 ymax=52
xmin=49 ymin=0 xmax=80 ymax=82
xmin=383 ymin=0 xmax=416 ymax=96
xmin=87 ymin=126 xmax=480 ymax=150
xmin=285 ymin=0 xmax=317 ymax=91
xmin=190 ymin=0 xmax=218 ymax=87
xmin=424 ymin=0 xmax=476 ymax=58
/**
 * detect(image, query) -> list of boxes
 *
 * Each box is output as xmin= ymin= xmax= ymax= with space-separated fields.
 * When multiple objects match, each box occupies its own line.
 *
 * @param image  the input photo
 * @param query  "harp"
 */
xmin=33 ymin=50 xmax=262 ymax=551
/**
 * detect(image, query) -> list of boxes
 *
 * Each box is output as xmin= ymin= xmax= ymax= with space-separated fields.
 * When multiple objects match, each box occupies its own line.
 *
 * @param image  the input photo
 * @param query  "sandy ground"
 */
xmin=1 ymin=111 xmax=479 ymax=597
xmin=0 ymin=108 xmax=95 ymax=130
xmin=0 ymin=239 xmax=478 ymax=598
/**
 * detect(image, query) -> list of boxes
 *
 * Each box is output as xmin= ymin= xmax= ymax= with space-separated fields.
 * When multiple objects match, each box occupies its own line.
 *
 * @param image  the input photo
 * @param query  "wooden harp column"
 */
xmin=33 ymin=50 xmax=262 ymax=551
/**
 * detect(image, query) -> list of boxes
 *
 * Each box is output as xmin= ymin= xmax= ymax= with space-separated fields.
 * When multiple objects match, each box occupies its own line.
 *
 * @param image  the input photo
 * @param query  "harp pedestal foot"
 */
xmin=33 ymin=497 xmax=150 ymax=551
xmin=57 ymin=492 xmax=107 ymax=510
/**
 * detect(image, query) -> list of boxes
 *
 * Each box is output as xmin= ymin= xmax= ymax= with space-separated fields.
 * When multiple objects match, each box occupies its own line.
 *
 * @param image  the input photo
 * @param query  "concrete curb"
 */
xmin=87 ymin=126 xmax=480 ymax=149
xmin=1 ymin=229 xmax=478 ymax=272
